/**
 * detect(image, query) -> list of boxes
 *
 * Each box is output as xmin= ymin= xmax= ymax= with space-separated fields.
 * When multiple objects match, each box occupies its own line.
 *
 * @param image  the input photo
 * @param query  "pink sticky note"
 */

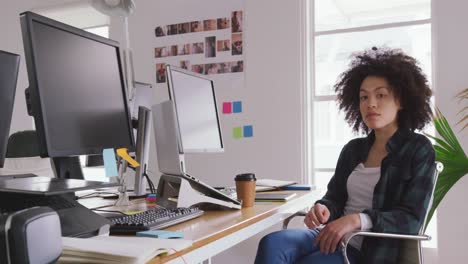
xmin=222 ymin=102 xmax=232 ymax=114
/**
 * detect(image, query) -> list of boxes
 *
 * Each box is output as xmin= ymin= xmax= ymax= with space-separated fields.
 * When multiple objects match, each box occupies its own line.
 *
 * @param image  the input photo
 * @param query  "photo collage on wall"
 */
xmin=154 ymin=11 xmax=244 ymax=83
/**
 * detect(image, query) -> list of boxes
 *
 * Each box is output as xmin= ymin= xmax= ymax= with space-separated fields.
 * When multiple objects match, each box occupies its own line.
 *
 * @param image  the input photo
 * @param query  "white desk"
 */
xmin=79 ymin=189 xmax=324 ymax=264
xmin=155 ymin=190 xmax=323 ymax=264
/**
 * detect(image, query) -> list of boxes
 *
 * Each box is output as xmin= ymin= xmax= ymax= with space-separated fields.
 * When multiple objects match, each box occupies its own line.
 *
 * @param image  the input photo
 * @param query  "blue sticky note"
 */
xmin=136 ymin=230 xmax=184 ymax=239
xmin=232 ymin=101 xmax=242 ymax=113
xmin=103 ymin=148 xmax=118 ymax=177
xmin=243 ymin=125 xmax=253 ymax=137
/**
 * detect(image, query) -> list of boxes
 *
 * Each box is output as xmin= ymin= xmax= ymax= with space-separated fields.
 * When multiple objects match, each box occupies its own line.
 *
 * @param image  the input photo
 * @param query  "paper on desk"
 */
xmin=256 ymin=179 xmax=296 ymax=188
xmin=102 ymin=149 xmax=118 ymax=177
xmin=59 ymin=236 xmax=192 ymax=264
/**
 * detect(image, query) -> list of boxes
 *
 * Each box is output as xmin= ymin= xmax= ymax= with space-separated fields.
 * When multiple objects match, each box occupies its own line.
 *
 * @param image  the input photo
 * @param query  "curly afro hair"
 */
xmin=335 ymin=47 xmax=433 ymax=134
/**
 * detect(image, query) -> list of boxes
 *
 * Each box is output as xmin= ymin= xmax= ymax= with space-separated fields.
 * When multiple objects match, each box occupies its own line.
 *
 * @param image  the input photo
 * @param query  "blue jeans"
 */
xmin=255 ymin=229 xmax=361 ymax=264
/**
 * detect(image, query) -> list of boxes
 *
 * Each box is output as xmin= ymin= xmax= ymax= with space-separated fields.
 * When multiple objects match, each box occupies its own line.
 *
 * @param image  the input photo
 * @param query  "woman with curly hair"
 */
xmin=255 ymin=47 xmax=435 ymax=264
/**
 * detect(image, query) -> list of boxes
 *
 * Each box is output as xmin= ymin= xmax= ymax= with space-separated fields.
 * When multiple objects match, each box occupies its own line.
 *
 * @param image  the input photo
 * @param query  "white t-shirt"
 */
xmin=343 ymin=163 xmax=381 ymax=250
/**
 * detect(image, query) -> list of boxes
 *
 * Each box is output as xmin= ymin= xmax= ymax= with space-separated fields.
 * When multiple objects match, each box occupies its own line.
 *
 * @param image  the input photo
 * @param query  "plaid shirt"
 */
xmin=316 ymin=129 xmax=435 ymax=264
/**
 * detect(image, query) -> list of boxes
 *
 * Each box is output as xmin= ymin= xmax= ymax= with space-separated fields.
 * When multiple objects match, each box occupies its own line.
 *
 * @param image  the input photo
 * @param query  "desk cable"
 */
xmin=127 ymin=164 xmax=156 ymax=194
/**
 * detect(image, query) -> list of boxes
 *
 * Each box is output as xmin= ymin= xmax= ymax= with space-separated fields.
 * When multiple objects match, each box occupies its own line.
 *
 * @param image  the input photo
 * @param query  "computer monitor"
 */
xmin=152 ymin=65 xmax=240 ymax=209
xmin=166 ymin=65 xmax=224 ymax=154
xmin=0 ymin=51 xmax=20 ymax=168
xmin=20 ymin=12 xmax=135 ymax=179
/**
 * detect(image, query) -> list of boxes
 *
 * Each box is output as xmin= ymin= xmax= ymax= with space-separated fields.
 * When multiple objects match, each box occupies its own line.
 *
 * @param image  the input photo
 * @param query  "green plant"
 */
xmin=424 ymin=90 xmax=468 ymax=229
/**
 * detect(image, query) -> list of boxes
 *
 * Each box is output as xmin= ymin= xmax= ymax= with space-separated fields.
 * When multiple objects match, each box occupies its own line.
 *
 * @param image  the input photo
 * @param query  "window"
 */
xmin=308 ymin=0 xmax=435 ymax=247
xmin=84 ymin=25 xmax=110 ymax=38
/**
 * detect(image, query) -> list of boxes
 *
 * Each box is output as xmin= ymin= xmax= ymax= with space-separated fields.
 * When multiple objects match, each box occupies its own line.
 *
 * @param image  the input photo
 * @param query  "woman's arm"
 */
xmin=315 ymin=142 xmax=355 ymax=222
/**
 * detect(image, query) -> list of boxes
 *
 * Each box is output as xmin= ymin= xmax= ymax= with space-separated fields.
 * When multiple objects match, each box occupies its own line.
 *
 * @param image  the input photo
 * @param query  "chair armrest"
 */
xmin=282 ymin=210 xmax=307 ymax=229
xmin=340 ymin=231 xmax=431 ymax=264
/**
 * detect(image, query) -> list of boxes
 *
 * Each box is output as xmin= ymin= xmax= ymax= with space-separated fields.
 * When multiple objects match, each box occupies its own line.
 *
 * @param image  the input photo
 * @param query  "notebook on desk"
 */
xmin=255 ymin=179 xmax=296 ymax=192
xmin=59 ymin=236 xmax=193 ymax=264
xmin=255 ymin=192 xmax=297 ymax=202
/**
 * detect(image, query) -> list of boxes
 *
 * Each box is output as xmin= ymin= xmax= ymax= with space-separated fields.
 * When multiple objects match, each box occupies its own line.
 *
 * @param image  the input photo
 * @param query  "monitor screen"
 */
xmin=167 ymin=65 xmax=223 ymax=153
xmin=20 ymin=12 xmax=134 ymax=157
xmin=0 ymin=51 xmax=20 ymax=168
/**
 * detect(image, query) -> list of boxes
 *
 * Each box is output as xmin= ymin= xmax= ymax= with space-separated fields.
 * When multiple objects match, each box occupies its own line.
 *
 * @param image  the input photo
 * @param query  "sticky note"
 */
xmin=125 ymin=211 xmax=145 ymax=215
xmin=222 ymin=102 xmax=232 ymax=114
xmin=136 ymin=230 xmax=184 ymax=239
xmin=243 ymin=125 xmax=253 ymax=137
xmin=232 ymin=101 xmax=242 ymax=113
xmin=103 ymin=149 xmax=118 ymax=177
xmin=116 ymin=148 xmax=140 ymax=167
xmin=233 ymin=127 xmax=243 ymax=139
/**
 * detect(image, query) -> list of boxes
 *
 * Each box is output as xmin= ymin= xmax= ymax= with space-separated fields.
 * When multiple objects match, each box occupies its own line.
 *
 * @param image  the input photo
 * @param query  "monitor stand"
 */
xmin=51 ymin=156 xmax=84 ymax=179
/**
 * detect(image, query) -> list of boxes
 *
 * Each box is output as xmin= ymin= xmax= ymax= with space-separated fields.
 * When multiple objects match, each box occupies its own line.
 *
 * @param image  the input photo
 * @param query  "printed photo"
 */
xmin=155 ymin=47 xmax=167 ymax=58
xmin=232 ymin=33 xmax=243 ymax=55
xmin=217 ymin=18 xmax=230 ymax=29
xmin=232 ymin=11 xmax=243 ymax=33
xmin=190 ymin=21 xmax=203 ymax=32
xmin=156 ymin=63 xmax=166 ymax=83
xmin=192 ymin=42 xmax=204 ymax=54
xmin=177 ymin=44 xmax=191 ymax=56
xmin=205 ymin=36 xmax=216 ymax=58
xmin=191 ymin=64 xmax=204 ymax=74
xmin=203 ymin=19 xmax=217 ymax=31
xmin=231 ymin=60 xmax=244 ymax=73
xmin=217 ymin=40 xmax=230 ymax=52
xmin=167 ymin=24 xmax=178 ymax=35
xmin=169 ymin=45 xmax=178 ymax=56
xmin=205 ymin=63 xmax=219 ymax=75
xmin=155 ymin=26 xmax=166 ymax=37
xmin=178 ymin=23 xmax=190 ymax=34
xmin=180 ymin=60 xmax=190 ymax=70
xmin=217 ymin=62 xmax=231 ymax=74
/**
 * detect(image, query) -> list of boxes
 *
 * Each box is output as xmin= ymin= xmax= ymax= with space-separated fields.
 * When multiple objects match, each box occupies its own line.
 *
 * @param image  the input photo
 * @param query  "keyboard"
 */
xmin=0 ymin=192 xmax=77 ymax=214
xmin=109 ymin=207 xmax=204 ymax=235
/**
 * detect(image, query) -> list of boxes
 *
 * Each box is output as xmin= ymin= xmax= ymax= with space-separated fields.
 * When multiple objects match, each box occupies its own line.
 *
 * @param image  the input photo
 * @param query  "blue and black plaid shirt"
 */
xmin=317 ymin=129 xmax=435 ymax=264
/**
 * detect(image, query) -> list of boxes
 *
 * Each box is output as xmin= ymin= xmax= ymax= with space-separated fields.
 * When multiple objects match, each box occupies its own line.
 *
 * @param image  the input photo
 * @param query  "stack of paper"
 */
xmin=255 ymin=192 xmax=297 ymax=202
xmin=58 ymin=236 xmax=192 ymax=264
xmin=255 ymin=179 xmax=296 ymax=192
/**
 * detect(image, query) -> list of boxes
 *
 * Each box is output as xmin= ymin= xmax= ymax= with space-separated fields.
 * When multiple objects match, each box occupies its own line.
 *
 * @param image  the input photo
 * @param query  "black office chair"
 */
xmin=6 ymin=130 xmax=40 ymax=158
xmin=282 ymin=161 xmax=443 ymax=264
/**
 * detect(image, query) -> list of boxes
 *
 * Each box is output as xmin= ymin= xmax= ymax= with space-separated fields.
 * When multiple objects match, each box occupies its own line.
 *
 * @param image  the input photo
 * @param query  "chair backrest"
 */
xmin=418 ymin=161 xmax=443 ymax=235
xmin=398 ymin=161 xmax=443 ymax=264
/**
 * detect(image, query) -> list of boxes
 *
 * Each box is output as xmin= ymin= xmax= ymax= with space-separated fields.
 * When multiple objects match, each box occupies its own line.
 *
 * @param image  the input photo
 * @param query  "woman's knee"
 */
xmin=259 ymin=229 xmax=314 ymax=250
xmin=258 ymin=230 xmax=285 ymax=250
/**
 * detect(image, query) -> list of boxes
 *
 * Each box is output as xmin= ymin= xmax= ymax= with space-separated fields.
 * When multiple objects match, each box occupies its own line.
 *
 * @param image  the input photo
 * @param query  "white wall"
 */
xmin=433 ymin=0 xmax=468 ymax=262
xmin=123 ymin=0 xmax=306 ymax=189
xmin=125 ymin=2 xmax=305 ymax=261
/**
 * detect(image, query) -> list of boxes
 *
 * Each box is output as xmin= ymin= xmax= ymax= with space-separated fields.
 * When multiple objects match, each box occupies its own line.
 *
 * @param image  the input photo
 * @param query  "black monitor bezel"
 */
xmin=0 ymin=50 xmax=20 ymax=168
xmin=20 ymin=11 xmax=135 ymax=157
xmin=166 ymin=65 xmax=224 ymax=153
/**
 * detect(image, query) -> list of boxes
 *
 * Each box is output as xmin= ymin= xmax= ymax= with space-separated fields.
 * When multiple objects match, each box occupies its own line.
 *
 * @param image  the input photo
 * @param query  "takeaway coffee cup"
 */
xmin=235 ymin=173 xmax=257 ymax=208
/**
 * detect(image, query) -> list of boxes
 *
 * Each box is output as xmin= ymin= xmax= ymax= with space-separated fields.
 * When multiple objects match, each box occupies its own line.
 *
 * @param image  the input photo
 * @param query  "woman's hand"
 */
xmin=304 ymin=203 xmax=330 ymax=229
xmin=314 ymin=214 xmax=361 ymax=255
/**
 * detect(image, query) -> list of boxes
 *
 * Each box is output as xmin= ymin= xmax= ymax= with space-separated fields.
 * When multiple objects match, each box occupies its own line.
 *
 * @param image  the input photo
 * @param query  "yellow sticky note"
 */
xmin=116 ymin=148 xmax=140 ymax=167
xmin=125 ymin=211 xmax=145 ymax=216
